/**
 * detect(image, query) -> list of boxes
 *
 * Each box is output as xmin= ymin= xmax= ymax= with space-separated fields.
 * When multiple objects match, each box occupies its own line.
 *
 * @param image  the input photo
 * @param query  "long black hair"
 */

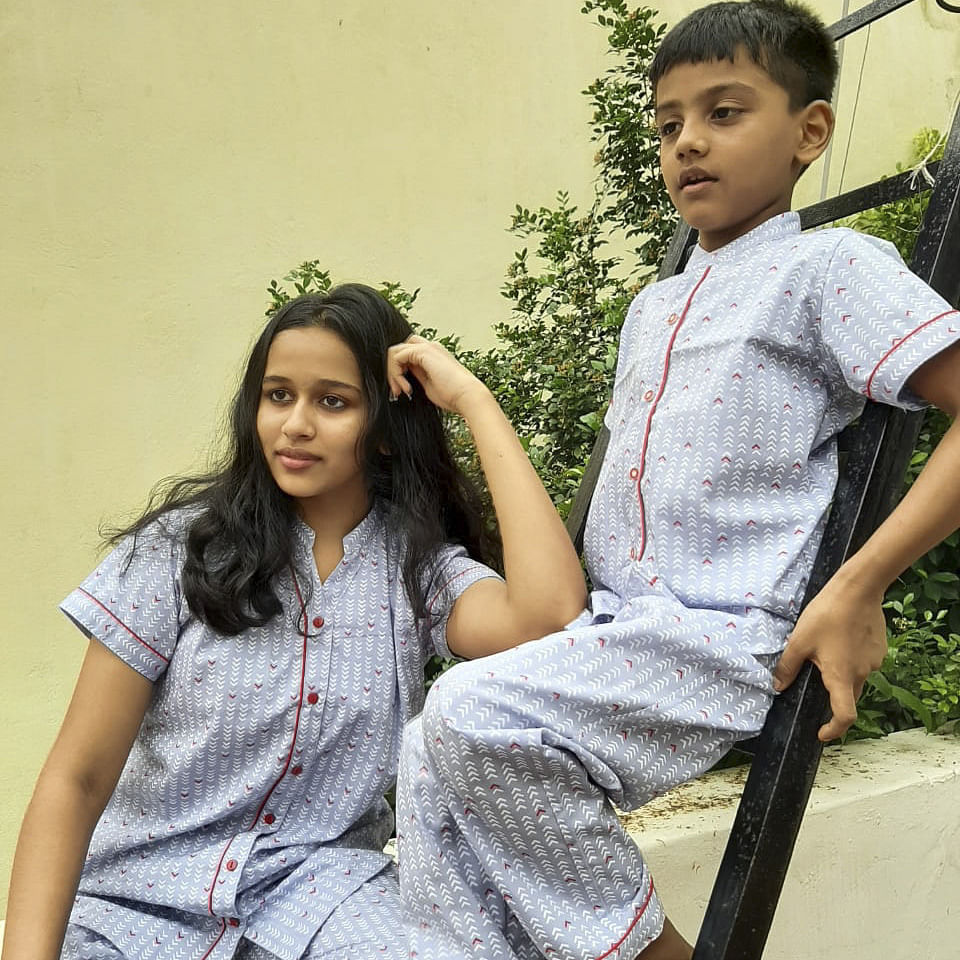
xmin=109 ymin=284 xmax=500 ymax=635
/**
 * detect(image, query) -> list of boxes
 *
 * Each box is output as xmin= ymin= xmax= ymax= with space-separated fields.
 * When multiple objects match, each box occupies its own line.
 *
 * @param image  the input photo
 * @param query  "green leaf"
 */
xmin=867 ymin=671 xmax=935 ymax=731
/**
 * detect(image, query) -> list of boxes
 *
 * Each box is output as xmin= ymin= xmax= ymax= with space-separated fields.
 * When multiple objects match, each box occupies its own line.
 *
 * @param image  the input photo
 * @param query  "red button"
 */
xmin=291 ymin=765 xmax=303 ymax=776
xmin=312 ymin=616 xmax=324 ymax=629
xmin=225 ymin=859 xmax=238 ymax=872
xmin=228 ymin=918 xmax=240 ymax=927
xmin=263 ymin=813 xmax=275 ymax=825
xmin=307 ymin=692 xmax=319 ymax=705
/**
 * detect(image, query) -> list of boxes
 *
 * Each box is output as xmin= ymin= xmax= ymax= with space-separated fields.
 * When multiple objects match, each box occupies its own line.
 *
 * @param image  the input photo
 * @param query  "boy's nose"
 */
xmin=676 ymin=123 xmax=708 ymax=157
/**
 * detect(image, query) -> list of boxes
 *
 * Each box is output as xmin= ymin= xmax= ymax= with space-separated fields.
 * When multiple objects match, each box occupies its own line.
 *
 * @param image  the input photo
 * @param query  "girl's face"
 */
xmin=256 ymin=326 xmax=369 ymax=526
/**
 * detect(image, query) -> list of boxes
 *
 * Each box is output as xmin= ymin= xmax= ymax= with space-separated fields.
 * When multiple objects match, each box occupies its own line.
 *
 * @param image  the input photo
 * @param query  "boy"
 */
xmin=398 ymin=2 xmax=960 ymax=958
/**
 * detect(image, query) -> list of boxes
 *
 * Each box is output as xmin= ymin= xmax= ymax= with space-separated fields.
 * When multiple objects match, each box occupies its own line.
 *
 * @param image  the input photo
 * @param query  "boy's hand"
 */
xmin=771 ymin=573 xmax=887 ymax=742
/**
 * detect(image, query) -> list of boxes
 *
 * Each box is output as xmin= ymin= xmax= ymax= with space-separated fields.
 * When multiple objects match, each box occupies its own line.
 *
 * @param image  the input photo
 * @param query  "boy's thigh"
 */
xmin=425 ymin=612 xmax=778 ymax=806
xmin=239 ymin=867 xmax=409 ymax=960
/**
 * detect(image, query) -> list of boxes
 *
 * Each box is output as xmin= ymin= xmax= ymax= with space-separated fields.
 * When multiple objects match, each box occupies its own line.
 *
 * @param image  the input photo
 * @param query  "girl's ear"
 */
xmin=795 ymin=100 xmax=834 ymax=168
xmin=379 ymin=442 xmax=391 ymax=456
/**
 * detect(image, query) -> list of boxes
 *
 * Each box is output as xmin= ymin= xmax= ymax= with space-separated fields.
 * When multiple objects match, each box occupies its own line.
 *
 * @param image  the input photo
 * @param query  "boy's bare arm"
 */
xmin=773 ymin=340 xmax=960 ymax=741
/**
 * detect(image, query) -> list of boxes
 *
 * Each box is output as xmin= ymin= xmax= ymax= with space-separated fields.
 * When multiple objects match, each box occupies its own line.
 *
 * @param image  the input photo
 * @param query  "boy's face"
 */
xmin=655 ymin=50 xmax=831 ymax=251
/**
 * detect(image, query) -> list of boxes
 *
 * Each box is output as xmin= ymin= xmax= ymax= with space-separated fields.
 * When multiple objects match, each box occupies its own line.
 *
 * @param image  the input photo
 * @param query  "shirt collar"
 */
xmin=685 ymin=211 xmax=801 ymax=271
xmin=293 ymin=502 xmax=383 ymax=563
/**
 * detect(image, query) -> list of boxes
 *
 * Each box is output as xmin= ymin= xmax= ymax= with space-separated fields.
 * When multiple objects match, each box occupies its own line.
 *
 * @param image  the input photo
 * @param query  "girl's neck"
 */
xmin=297 ymin=491 xmax=372 ymax=581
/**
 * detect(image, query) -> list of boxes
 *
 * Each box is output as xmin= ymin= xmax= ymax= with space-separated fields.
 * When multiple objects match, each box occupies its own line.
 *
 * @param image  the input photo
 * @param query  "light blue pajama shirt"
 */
xmin=398 ymin=212 xmax=960 ymax=960
xmin=57 ymin=504 xmax=499 ymax=960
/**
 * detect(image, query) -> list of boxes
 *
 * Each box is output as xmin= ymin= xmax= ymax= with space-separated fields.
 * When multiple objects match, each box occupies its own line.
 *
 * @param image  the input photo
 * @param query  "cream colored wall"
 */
xmin=2 ymin=0 xmax=958 ymax=919
xmin=0 ymin=0 xmax=609 ymax=913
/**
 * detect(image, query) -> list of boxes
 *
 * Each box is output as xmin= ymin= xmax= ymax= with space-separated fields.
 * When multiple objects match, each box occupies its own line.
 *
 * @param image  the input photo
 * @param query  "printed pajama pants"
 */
xmin=397 ymin=597 xmax=778 ymax=960
xmin=62 ymin=868 xmax=408 ymax=960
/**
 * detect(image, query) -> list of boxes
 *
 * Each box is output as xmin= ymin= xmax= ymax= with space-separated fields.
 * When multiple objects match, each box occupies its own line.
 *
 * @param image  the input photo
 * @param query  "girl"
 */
xmin=3 ymin=284 xmax=586 ymax=960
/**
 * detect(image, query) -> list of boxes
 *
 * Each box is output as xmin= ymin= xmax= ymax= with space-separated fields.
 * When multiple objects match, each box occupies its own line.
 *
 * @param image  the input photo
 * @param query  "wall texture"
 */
xmin=2 ymin=0 xmax=958 ymax=916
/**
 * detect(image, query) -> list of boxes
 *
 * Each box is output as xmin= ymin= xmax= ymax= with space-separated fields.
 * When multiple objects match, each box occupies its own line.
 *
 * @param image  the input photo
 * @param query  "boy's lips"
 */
xmin=679 ymin=167 xmax=717 ymax=192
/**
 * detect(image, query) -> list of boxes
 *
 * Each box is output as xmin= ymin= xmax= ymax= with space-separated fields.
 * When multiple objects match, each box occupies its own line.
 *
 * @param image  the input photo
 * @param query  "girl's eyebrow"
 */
xmin=262 ymin=374 xmax=362 ymax=394
xmin=655 ymin=81 xmax=756 ymax=117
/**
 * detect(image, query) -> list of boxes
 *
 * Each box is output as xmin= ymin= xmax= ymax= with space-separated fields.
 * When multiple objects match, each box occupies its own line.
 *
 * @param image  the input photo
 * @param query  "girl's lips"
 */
xmin=277 ymin=452 xmax=319 ymax=471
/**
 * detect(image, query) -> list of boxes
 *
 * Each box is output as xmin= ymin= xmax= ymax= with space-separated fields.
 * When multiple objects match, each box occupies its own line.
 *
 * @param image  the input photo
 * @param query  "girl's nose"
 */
xmin=281 ymin=400 xmax=315 ymax=439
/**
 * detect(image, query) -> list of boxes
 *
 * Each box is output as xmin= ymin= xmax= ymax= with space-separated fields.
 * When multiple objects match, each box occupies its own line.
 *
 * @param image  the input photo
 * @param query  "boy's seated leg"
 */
xmin=637 ymin=918 xmax=693 ymax=960
xmin=398 ymin=599 xmax=776 ymax=959
xmin=399 ymin=713 xmax=544 ymax=960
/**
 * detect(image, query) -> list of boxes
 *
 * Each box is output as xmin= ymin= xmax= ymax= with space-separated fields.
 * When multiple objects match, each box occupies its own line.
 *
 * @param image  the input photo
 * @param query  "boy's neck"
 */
xmin=696 ymin=207 xmax=797 ymax=254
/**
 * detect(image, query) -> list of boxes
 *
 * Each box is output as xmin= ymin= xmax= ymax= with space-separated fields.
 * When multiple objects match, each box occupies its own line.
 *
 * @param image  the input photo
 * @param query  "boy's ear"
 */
xmin=795 ymin=100 xmax=835 ymax=167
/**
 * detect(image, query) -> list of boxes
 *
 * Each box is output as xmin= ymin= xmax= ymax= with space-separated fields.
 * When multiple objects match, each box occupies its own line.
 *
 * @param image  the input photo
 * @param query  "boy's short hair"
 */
xmin=649 ymin=0 xmax=838 ymax=109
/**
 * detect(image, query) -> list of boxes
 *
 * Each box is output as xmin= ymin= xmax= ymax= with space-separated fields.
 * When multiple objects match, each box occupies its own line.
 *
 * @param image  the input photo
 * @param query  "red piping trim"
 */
xmin=198 ymin=920 xmax=227 ymax=959
xmin=865 ymin=309 xmax=958 ymax=400
xmin=207 ymin=836 xmax=237 ymax=916
xmin=77 ymin=588 xmax=170 ymax=664
xmin=205 ymin=568 xmax=309 ymax=915
xmin=427 ymin=568 xmax=472 ymax=613
xmin=634 ymin=266 xmax=712 ymax=561
xmin=594 ymin=874 xmax=657 ymax=959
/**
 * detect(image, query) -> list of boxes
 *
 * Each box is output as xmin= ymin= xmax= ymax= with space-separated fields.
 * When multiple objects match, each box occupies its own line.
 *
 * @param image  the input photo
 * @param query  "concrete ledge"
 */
xmin=622 ymin=727 xmax=960 ymax=959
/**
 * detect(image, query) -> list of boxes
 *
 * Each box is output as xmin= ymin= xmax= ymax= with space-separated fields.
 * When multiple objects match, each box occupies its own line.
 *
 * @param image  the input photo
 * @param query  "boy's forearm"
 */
xmin=833 ymin=416 xmax=960 ymax=596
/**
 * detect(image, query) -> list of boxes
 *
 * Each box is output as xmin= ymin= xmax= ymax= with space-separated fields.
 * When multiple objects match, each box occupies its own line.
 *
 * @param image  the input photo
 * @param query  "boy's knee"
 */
xmin=421 ymin=659 xmax=484 ymax=745
xmin=421 ymin=657 xmax=521 ymax=771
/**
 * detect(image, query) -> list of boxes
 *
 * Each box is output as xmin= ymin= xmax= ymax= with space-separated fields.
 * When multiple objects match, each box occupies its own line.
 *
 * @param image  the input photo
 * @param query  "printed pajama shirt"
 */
xmin=397 ymin=213 xmax=960 ymax=960
xmin=58 ymin=505 xmax=500 ymax=960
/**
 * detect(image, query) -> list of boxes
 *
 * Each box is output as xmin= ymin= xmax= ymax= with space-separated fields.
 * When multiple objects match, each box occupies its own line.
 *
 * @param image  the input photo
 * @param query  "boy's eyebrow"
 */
xmin=262 ymin=374 xmax=362 ymax=394
xmin=655 ymin=81 xmax=757 ymax=116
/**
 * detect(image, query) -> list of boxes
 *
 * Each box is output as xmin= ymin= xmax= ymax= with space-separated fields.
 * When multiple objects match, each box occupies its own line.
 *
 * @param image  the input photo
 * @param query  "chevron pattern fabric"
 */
xmin=398 ymin=620 xmax=777 ymax=959
xmin=396 ymin=212 xmax=958 ymax=960
xmin=57 ymin=506 xmax=499 ymax=959
xmin=64 ymin=872 xmax=409 ymax=959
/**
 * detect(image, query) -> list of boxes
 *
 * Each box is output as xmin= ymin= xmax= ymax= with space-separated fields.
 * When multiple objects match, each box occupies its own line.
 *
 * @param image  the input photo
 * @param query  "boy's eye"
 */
xmin=658 ymin=121 xmax=680 ymax=139
xmin=712 ymin=106 xmax=740 ymax=121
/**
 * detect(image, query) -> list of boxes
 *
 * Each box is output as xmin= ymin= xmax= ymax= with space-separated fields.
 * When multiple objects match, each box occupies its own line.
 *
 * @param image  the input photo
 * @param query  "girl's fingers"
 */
xmin=386 ymin=336 xmax=475 ymax=409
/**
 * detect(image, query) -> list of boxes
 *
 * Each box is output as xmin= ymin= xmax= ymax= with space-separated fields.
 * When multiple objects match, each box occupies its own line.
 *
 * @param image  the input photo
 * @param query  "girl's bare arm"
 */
xmin=387 ymin=336 xmax=587 ymax=659
xmin=2 ymin=640 xmax=152 ymax=960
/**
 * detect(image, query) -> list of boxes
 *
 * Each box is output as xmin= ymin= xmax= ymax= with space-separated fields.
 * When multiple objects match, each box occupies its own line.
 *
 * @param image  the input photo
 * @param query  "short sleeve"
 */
xmin=59 ymin=520 xmax=186 ymax=681
xmin=819 ymin=230 xmax=960 ymax=409
xmin=423 ymin=545 xmax=503 ymax=659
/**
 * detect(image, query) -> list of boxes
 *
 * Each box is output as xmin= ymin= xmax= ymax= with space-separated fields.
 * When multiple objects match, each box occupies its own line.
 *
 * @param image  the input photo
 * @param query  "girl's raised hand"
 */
xmin=387 ymin=335 xmax=488 ymax=416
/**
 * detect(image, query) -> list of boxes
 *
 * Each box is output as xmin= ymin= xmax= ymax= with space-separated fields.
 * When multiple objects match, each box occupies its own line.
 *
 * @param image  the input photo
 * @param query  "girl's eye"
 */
xmin=268 ymin=388 xmax=292 ymax=403
xmin=320 ymin=395 xmax=346 ymax=410
xmin=658 ymin=121 xmax=680 ymax=139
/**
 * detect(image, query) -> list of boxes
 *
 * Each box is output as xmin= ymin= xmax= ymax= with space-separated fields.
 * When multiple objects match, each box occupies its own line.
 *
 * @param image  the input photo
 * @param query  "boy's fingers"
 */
xmin=771 ymin=640 xmax=804 ymax=692
xmin=818 ymin=682 xmax=857 ymax=741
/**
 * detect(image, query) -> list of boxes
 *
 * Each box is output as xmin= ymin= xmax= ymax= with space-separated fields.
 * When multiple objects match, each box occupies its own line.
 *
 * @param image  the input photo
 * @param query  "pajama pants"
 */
xmin=397 ymin=597 xmax=779 ymax=960
xmin=62 ymin=868 xmax=408 ymax=960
